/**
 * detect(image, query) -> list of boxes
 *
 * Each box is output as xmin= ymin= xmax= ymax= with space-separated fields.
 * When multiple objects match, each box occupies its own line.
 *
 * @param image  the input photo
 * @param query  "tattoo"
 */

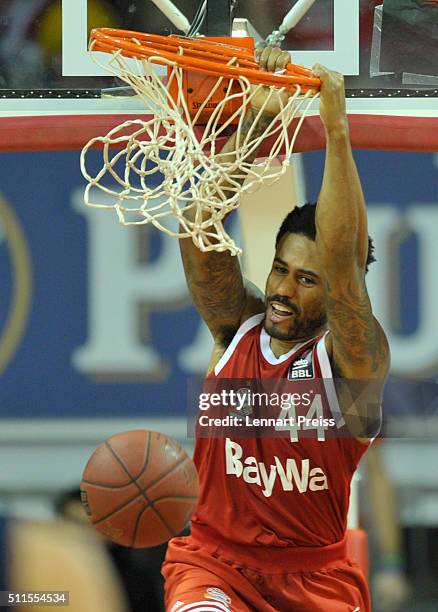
xmin=325 ymin=278 xmax=388 ymax=374
xmin=180 ymin=243 xmax=246 ymax=345
xmin=179 ymin=107 xmax=273 ymax=346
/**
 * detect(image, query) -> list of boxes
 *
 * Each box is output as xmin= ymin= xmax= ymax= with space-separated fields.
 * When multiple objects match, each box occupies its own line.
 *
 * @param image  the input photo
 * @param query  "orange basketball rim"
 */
xmin=89 ymin=28 xmax=321 ymax=94
xmin=81 ymin=29 xmax=321 ymax=256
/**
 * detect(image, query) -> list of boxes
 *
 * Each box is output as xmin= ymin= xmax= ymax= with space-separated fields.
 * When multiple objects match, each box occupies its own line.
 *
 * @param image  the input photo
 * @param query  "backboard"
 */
xmin=0 ymin=0 xmax=437 ymax=149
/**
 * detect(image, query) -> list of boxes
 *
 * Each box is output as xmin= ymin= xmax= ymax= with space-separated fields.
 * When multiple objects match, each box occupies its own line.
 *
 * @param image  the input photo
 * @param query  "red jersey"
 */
xmin=191 ymin=313 xmax=370 ymax=550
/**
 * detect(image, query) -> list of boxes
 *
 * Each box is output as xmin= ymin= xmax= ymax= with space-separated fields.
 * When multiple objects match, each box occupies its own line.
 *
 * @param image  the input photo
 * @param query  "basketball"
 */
xmin=80 ymin=430 xmax=199 ymax=548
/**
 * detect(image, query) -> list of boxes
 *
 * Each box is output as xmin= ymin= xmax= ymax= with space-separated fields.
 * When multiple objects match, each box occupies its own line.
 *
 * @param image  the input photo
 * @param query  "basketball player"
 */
xmin=163 ymin=47 xmax=390 ymax=612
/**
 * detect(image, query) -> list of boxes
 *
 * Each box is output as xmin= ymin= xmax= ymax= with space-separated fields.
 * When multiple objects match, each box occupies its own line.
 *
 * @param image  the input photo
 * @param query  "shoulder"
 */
xmin=206 ymin=278 xmax=264 ymax=375
xmin=212 ymin=278 xmax=265 ymax=349
xmin=207 ymin=311 xmax=265 ymax=376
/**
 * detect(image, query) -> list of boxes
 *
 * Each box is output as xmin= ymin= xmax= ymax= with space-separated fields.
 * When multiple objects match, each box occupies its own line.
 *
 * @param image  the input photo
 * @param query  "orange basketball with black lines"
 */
xmin=80 ymin=430 xmax=199 ymax=548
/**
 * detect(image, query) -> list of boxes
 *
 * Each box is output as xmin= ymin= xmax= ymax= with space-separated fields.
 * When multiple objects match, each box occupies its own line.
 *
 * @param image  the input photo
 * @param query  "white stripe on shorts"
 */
xmin=176 ymin=602 xmax=231 ymax=612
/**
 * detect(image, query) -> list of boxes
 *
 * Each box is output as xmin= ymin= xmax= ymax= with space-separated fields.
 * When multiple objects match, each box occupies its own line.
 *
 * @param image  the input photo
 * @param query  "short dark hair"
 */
xmin=275 ymin=202 xmax=376 ymax=273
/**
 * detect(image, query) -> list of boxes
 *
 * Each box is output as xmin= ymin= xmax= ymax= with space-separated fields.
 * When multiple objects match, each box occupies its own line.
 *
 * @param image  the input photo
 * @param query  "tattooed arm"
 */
xmin=180 ymin=109 xmax=268 ymax=346
xmin=312 ymin=65 xmax=390 ymax=435
xmin=180 ymin=47 xmax=291 ymax=350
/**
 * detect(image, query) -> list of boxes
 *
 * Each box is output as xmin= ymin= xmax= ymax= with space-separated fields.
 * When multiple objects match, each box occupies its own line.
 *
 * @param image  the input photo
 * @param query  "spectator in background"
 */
xmin=364 ymin=442 xmax=412 ymax=612
xmin=0 ymin=0 xmax=120 ymax=88
xmin=56 ymin=488 xmax=167 ymax=612
xmin=6 ymin=504 xmax=128 ymax=612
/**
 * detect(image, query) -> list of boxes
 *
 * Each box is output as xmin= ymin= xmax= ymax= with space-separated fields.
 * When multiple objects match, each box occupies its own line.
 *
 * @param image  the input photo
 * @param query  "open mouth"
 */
xmin=267 ymin=302 xmax=295 ymax=323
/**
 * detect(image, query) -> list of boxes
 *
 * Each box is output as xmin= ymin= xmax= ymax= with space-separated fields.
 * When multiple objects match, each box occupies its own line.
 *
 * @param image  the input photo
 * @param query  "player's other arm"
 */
xmin=179 ymin=117 xmax=265 ymax=347
xmin=180 ymin=239 xmax=264 ymax=347
xmin=312 ymin=66 xmax=390 ymax=427
xmin=180 ymin=48 xmax=291 ymax=347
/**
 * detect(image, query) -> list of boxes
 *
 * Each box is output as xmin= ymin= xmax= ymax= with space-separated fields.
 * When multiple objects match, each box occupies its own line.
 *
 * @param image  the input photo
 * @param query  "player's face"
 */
xmin=264 ymin=233 xmax=327 ymax=341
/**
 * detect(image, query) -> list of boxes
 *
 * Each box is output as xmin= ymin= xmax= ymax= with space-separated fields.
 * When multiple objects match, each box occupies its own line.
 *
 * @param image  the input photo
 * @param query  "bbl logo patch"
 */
xmin=288 ymin=355 xmax=314 ymax=380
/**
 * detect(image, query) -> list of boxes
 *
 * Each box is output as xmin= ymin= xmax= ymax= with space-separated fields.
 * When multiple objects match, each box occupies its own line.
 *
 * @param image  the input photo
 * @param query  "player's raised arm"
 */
xmin=180 ymin=47 xmax=292 ymax=347
xmin=312 ymin=65 xmax=390 ymax=381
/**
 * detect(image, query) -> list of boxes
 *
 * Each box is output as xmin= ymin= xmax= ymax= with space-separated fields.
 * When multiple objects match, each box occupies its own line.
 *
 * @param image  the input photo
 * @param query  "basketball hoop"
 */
xmin=81 ymin=29 xmax=320 ymax=255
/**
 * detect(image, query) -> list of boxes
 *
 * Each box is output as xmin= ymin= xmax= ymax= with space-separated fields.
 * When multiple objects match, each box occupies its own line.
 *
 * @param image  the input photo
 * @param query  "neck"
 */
xmin=269 ymin=326 xmax=327 ymax=359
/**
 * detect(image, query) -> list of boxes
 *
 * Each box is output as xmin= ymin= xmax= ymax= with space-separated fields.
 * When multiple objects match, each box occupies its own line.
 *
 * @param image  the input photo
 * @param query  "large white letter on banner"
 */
xmin=71 ymin=189 xmax=189 ymax=379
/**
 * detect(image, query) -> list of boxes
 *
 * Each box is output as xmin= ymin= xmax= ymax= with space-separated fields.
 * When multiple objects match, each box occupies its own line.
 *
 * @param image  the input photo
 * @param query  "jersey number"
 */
xmin=275 ymin=394 xmax=327 ymax=442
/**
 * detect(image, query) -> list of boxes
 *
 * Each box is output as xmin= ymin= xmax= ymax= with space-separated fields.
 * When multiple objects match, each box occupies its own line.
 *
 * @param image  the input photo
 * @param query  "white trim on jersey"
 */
xmin=214 ymin=313 xmax=264 ymax=376
xmin=316 ymin=332 xmax=345 ymax=428
xmin=175 ymin=602 xmax=231 ymax=612
xmin=260 ymin=326 xmax=310 ymax=365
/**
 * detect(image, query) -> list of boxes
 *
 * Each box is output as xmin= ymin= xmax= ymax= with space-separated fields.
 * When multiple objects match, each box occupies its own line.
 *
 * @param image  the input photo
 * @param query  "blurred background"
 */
xmin=1 ymin=1 xmax=438 ymax=611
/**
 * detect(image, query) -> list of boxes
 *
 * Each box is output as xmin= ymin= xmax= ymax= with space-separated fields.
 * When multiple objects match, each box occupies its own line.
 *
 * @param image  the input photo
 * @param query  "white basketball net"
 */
xmin=81 ymin=48 xmax=317 ymax=255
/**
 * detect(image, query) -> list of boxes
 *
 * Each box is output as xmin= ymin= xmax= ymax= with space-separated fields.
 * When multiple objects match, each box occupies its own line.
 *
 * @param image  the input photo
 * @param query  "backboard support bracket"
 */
xmin=204 ymin=0 xmax=233 ymax=37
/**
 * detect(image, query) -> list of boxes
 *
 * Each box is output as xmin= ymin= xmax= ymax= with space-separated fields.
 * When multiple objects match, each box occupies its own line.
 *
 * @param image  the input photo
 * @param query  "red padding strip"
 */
xmin=0 ymin=113 xmax=437 ymax=153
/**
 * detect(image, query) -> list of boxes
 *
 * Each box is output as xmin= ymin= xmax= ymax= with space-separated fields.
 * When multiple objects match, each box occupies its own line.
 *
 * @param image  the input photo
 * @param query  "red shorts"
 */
xmin=162 ymin=532 xmax=370 ymax=612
